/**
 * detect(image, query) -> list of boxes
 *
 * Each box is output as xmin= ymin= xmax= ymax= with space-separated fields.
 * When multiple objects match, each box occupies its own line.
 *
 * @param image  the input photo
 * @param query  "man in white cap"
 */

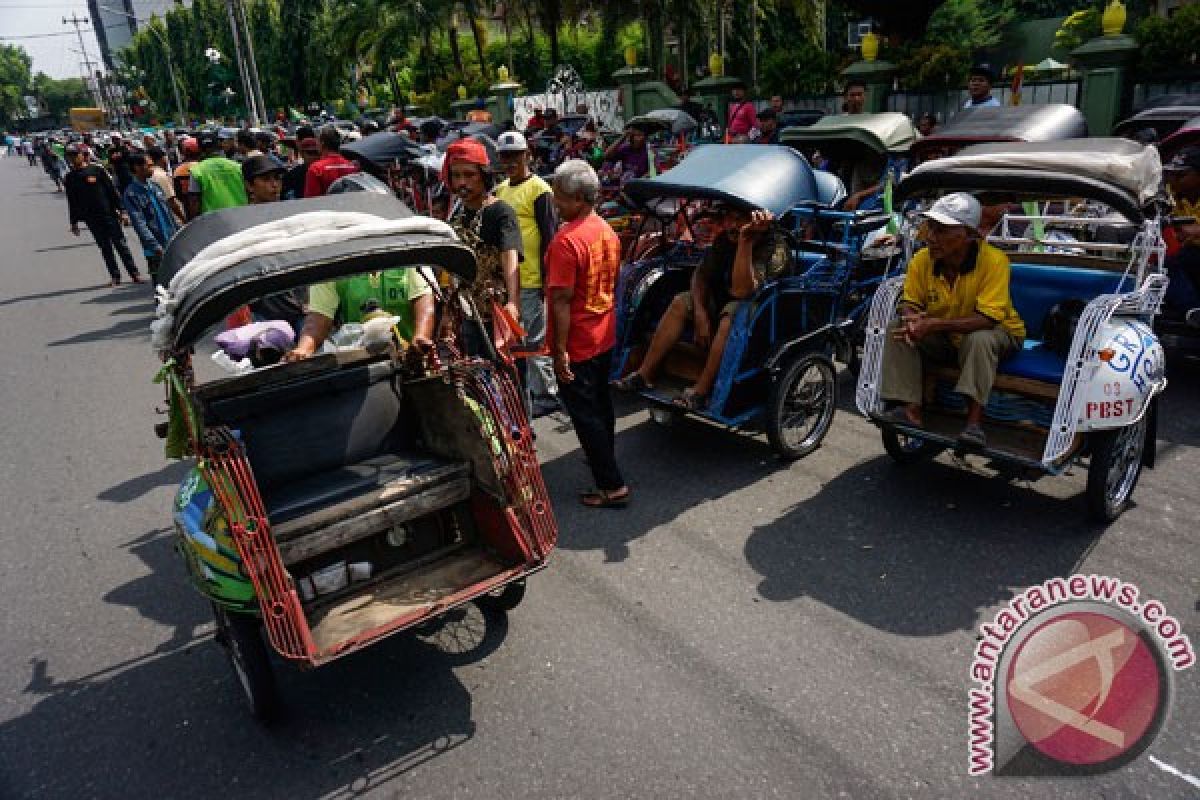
xmin=494 ymin=129 xmax=561 ymax=415
xmin=880 ymin=191 xmax=1025 ymax=447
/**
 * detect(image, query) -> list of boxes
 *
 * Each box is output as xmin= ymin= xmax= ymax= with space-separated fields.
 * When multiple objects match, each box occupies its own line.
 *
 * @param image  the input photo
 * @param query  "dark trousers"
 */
xmin=558 ymin=348 xmax=625 ymax=491
xmin=85 ymin=216 xmax=139 ymax=282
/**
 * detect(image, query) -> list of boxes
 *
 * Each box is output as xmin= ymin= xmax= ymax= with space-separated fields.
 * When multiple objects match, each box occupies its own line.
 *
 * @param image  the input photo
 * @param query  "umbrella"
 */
xmin=340 ymin=131 xmax=425 ymax=170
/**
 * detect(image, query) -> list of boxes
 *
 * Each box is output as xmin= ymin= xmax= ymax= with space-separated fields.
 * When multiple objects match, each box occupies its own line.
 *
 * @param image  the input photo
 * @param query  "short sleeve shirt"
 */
xmin=545 ymin=212 xmax=622 ymax=362
xmin=308 ymin=268 xmax=434 ymax=342
xmin=902 ymin=241 xmax=1026 ymax=342
xmin=695 ymin=231 xmax=793 ymax=314
xmin=188 ymin=156 xmax=248 ymax=213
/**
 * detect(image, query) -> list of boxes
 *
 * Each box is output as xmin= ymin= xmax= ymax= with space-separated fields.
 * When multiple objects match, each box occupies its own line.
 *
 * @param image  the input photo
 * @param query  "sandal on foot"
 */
xmin=581 ymin=487 xmax=630 ymax=508
xmin=673 ymin=388 xmax=708 ymax=412
xmin=958 ymin=424 xmax=987 ymax=447
xmin=614 ymin=373 xmax=651 ymax=392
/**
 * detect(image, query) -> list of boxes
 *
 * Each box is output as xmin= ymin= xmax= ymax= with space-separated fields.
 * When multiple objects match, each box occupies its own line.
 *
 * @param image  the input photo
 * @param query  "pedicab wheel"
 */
xmin=475 ymin=579 xmax=526 ymax=616
xmin=213 ymin=604 xmax=281 ymax=722
xmin=1085 ymin=415 xmax=1147 ymax=524
xmin=767 ymin=355 xmax=838 ymax=460
xmin=881 ymin=427 xmax=943 ymax=465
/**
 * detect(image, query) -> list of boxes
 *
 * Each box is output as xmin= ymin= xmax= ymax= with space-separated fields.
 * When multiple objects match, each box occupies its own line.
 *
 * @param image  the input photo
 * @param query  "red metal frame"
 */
xmin=194 ymin=360 xmax=557 ymax=667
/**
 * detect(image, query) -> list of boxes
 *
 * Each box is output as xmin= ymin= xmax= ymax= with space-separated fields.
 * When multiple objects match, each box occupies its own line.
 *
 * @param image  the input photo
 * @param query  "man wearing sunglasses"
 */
xmin=880 ymin=192 xmax=1025 ymax=447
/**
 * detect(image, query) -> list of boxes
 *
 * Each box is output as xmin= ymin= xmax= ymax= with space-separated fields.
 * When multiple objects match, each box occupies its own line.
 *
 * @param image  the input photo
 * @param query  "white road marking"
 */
xmin=1148 ymin=755 xmax=1200 ymax=790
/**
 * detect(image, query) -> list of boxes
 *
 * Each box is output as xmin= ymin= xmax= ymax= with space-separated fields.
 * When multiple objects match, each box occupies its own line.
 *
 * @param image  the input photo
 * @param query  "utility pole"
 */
xmin=63 ymin=13 xmax=103 ymax=112
xmin=224 ymin=0 xmax=259 ymax=125
xmin=235 ymin=0 xmax=268 ymax=125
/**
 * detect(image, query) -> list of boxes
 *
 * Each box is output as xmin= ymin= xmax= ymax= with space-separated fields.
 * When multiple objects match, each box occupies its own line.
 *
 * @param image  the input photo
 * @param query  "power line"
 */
xmin=0 ymin=23 xmax=130 ymax=40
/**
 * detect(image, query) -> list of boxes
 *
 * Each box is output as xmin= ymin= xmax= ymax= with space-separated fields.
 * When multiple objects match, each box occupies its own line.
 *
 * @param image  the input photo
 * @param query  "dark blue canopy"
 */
xmin=622 ymin=144 xmax=819 ymax=216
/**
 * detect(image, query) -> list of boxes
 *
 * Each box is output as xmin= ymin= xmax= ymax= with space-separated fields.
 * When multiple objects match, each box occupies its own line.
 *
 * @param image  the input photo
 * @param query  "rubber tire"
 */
xmin=1085 ymin=418 xmax=1147 ymax=524
xmin=766 ymin=355 xmax=838 ymax=460
xmin=475 ymin=579 xmax=526 ymax=616
xmin=881 ymin=427 xmax=944 ymax=465
xmin=214 ymin=606 xmax=281 ymax=722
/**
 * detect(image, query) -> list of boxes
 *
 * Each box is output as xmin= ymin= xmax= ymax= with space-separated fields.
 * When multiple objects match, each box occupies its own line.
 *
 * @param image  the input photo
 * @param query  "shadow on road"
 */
xmin=542 ymin=405 xmax=786 ymax=563
xmin=4 ymin=540 xmax=510 ymax=798
xmin=47 ymin=315 xmax=151 ymax=347
xmin=80 ymin=285 xmax=154 ymax=305
xmin=99 ymin=461 xmax=188 ymax=504
xmin=32 ymin=243 xmax=94 ymax=253
xmin=743 ymin=455 xmax=1103 ymax=636
xmin=0 ymin=284 xmax=106 ymax=307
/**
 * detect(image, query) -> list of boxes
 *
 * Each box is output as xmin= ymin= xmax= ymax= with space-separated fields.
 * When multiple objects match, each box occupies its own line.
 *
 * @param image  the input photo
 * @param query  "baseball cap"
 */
xmin=920 ymin=192 xmax=982 ymax=229
xmin=196 ymin=128 xmax=219 ymax=148
xmin=496 ymin=131 xmax=528 ymax=153
xmin=298 ymin=136 xmax=320 ymax=152
xmin=969 ymin=63 xmax=996 ymax=82
xmin=241 ymin=154 xmax=285 ymax=181
xmin=218 ymin=126 xmax=238 ymax=141
xmin=181 ymin=136 xmax=200 ymax=156
xmin=1164 ymin=146 xmax=1200 ymax=172
xmin=64 ymin=144 xmax=81 ymax=156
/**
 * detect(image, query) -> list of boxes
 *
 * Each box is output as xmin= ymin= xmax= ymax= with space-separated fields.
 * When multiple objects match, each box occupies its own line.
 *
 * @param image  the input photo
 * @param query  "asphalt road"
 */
xmin=0 ymin=155 xmax=1196 ymax=799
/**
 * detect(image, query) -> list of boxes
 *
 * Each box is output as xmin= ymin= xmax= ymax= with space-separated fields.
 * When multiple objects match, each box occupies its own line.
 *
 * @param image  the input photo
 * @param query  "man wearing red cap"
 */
xmin=303 ymin=125 xmax=360 ymax=198
xmin=443 ymin=137 xmax=523 ymax=354
xmin=172 ymin=136 xmax=200 ymax=220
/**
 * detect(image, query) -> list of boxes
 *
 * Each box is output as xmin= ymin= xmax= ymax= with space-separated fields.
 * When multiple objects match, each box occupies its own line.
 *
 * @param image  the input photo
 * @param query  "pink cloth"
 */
xmin=726 ymin=101 xmax=758 ymax=137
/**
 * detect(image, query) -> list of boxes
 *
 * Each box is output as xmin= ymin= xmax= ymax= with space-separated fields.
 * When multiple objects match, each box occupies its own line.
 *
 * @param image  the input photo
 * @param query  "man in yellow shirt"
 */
xmin=494 ymin=131 xmax=561 ymax=414
xmin=881 ymin=192 xmax=1025 ymax=447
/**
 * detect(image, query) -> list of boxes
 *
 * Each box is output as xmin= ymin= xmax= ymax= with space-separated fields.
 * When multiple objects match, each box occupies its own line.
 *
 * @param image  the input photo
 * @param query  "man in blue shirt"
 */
xmin=123 ymin=152 xmax=180 ymax=283
xmin=963 ymin=64 xmax=1002 ymax=109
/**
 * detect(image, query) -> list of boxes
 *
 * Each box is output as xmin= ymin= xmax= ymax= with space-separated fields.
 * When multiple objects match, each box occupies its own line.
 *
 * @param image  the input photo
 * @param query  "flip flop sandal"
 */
xmin=580 ymin=488 xmax=630 ymax=508
xmin=614 ymin=373 xmax=651 ymax=392
xmin=958 ymin=424 xmax=987 ymax=447
xmin=672 ymin=389 xmax=708 ymax=411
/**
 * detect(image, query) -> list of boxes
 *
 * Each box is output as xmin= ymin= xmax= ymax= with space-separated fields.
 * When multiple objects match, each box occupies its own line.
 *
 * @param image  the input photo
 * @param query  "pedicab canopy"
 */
xmin=1114 ymin=104 xmax=1200 ymax=142
xmin=340 ymin=131 xmax=427 ymax=171
xmin=778 ymin=112 xmax=919 ymax=155
xmin=622 ymin=144 xmax=819 ymax=216
xmin=151 ymin=193 xmax=475 ymax=352
xmin=897 ymin=138 xmax=1163 ymax=224
xmin=910 ymin=104 xmax=1087 ymax=164
xmin=1160 ymin=116 xmax=1200 ymax=160
xmin=626 ymin=108 xmax=699 ymax=136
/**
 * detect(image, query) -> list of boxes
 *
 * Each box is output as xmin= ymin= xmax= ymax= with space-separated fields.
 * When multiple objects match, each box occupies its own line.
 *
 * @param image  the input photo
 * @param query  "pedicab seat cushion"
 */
xmin=996 ymin=340 xmax=1065 ymax=384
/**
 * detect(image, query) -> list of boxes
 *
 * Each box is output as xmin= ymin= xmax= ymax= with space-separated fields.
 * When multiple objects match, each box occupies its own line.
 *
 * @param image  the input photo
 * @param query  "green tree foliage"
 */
xmin=31 ymin=74 xmax=91 ymax=120
xmin=925 ymin=0 xmax=1014 ymax=53
xmin=0 ymin=44 xmax=33 ymax=125
xmin=1136 ymin=2 xmax=1200 ymax=76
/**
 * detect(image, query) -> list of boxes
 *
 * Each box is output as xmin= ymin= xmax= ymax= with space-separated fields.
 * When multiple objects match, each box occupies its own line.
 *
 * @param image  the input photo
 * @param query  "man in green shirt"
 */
xmin=283 ymin=268 xmax=437 ymax=361
xmin=186 ymin=128 xmax=248 ymax=218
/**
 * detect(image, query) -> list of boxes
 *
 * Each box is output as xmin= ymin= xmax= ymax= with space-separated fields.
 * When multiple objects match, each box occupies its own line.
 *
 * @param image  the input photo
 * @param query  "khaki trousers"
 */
xmin=880 ymin=327 xmax=1021 ymax=407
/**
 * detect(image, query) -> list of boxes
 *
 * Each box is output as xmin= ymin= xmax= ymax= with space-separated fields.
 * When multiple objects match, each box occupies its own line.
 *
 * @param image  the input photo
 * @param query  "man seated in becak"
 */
xmin=880 ymin=192 xmax=1026 ymax=447
xmin=614 ymin=203 xmax=790 ymax=409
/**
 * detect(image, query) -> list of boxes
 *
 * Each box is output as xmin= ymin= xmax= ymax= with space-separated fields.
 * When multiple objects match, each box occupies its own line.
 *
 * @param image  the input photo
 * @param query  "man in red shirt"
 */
xmin=726 ymin=80 xmax=758 ymax=141
xmin=303 ymin=125 xmax=360 ymax=197
xmin=546 ymin=159 xmax=628 ymax=508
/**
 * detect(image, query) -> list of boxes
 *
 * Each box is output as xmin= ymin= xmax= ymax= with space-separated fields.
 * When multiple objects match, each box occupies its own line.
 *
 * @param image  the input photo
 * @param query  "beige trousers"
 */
xmin=880 ymin=327 xmax=1022 ymax=407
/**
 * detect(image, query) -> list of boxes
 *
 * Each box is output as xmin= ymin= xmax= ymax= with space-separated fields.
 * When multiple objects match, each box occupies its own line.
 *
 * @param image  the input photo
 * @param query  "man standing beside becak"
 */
xmin=494 ymin=130 xmax=561 ymax=415
xmin=122 ymin=153 xmax=179 ymax=284
xmin=63 ymin=144 xmax=144 ymax=287
xmin=545 ymin=160 xmax=628 ymax=509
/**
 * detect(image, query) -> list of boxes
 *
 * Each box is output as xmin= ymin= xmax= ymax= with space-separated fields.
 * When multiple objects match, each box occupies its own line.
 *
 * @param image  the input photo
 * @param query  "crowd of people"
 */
xmin=11 ymin=53 xmax=1199 ymax=505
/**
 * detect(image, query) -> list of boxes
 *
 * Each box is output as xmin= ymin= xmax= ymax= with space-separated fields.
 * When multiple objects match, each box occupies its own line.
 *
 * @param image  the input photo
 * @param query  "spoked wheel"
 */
xmin=213 ymin=604 xmax=281 ymax=722
xmin=475 ymin=579 xmax=527 ymax=616
xmin=881 ymin=427 xmax=944 ymax=465
xmin=767 ymin=355 xmax=838 ymax=460
xmin=1085 ymin=416 xmax=1148 ymax=523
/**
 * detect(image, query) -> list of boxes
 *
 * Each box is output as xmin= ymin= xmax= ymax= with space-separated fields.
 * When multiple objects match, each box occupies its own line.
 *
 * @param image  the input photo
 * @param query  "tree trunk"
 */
xmin=447 ymin=22 xmax=465 ymax=78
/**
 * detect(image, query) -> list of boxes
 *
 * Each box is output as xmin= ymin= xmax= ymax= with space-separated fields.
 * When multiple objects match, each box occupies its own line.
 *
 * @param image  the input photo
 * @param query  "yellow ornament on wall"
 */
xmin=624 ymin=46 xmax=638 ymax=68
xmin=860 ymin=32 xmax=880 ymax=63
xmin=1102 ymin=0 xmax=1126 ymax=37
xmin=708 ymin=52 xmax=724 ymax=78
xmin=497 ymin=65 xmax=510 ymax=83
xmin=457 ymin=84 xmax=468 ymax=101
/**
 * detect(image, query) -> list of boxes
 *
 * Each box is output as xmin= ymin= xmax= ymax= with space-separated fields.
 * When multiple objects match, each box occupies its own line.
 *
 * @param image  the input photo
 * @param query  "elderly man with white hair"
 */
xmin=545 ymin=159 xmax=629 ymax=508
xmin=880 ymin=191 xmax=1025 ymax=447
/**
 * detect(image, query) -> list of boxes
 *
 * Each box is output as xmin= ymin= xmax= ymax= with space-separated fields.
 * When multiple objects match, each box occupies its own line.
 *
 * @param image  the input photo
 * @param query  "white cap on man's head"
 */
xmin=921 ymin=192 xmax=981 ymax=229
xmin=496 ymin=131 xmax=528 ymax=153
